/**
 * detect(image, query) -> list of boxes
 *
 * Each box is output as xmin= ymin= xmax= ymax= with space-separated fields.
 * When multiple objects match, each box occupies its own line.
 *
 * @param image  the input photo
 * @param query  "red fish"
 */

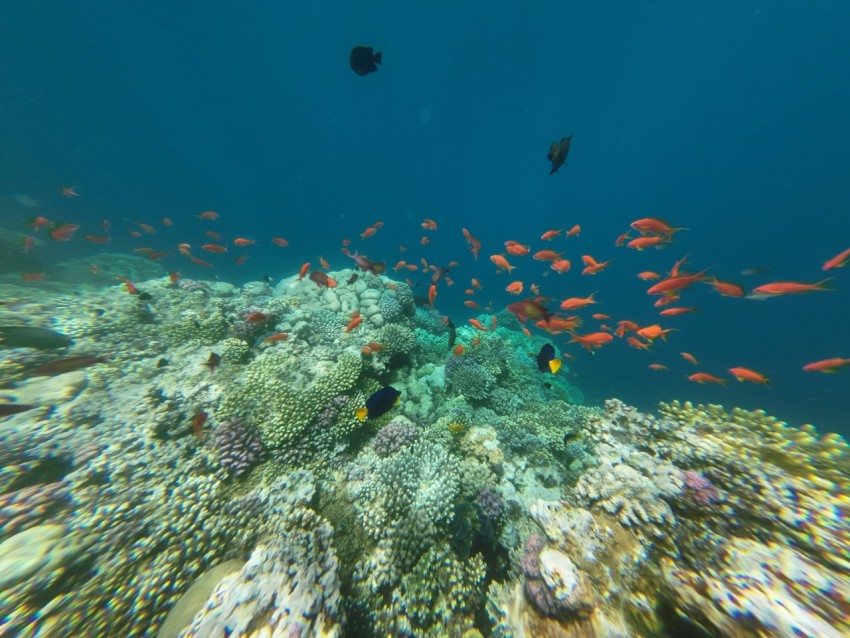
xmin=196 ymin=211 xmax=220 ymax=220
xmin=20 ymin=272 xmax=46 ymax=281
xmin=147 ymin=251 xmax=170 ymax=261
xmin=169 ymin=272 xmax=180 ymax=284
xmin=61 ymin=186 xmax=80 ymax=197
xmin=627 ymin=236 xmax=669 ymax=250
xmin=637 ymin=271 xmax=661 ymax=281
xmin=615 ymin=231 xmax=632 ymax=247
xmin=235 ymin=255 xmax=249 ymax=265
xmin=649 ymin=363 xmax=668 ymax=371
xmin=490 ymin=254 xmax=516 ymax=273
xmin=345 ymin=315 xmax=363 ymax=332
xmin=266 ymin=333 xmax=289 ymax=342
xmin=659 ymin=307 xmax=697 ymax=316
xmin=560 ymin=293 xmax=597 ymax=310
xmin=137 ymin=222 xmax=156 ymax=234
xmin=272 ymin=237 xmax=289 ymax=247
xmin=569 ymin=332 xmax=613 ymax=351
xmin=627 ymin=336 xmax=652 ymax=350
xmin=680 ymin=352 xmax=699 ymax=365
xmin=129 ymin=230 xmax=143 ymax=238
xmin=728 ymin=367 xmax=769 ymax=385
xmin=163 ymin=217 xmax=175 ymax=227
xmin=178 ymin=243 xmax=192 ymax=256
xmin=234 ymin=238 xmax=255 ymax=247
xmin=205 ymin=230 xmax=222 ymax=240
xmin=201 ymin=244 xmax=227 ymax=253
xmin=49 ymin=223 xmax=80 ymax=241
xmin=533 ymin=250 xmax=562 ymax=262
xmin=823 ymin=247 xmax=850 ymax=271
xmin=428 ymin=284 xmax=437 ymax=306
xmin=246 ymin=312 xmax=269 ymax=323
xmin=705 ymin=278 xmax=745 ymax=298
xmin=469 ymin=318 xmax=487 ymax=331
xmin=319 ymin=256 xmax=331 ymax=270
xmin=749 ymin=280 xmax=833 ymax=298
xmin=298 ymin=262 xmax=311 ymax=281
xmin=636 ymin=324 xmax=676 ymax=341
xmin=505 ymin=281 xmax=523 ymax=295
xmin=646 ymin=270 xmax=710 ymax=296
xmin=630 ymin=217 xmax=685 ymax=236
xmin=421 ymin=218 xmax=438 ymax=230
xmin=84 ymin=235 xmax=111 ymax=244
xmin=192 ymin=411 xmax=208 ymax=437
xmin=464 ymin=300 xmax=480 ymax=308
xmin=453 ymin=345 xmax=465 ymax=356
xmin=550 ymin=260 xmax=572 ymax=274
xmin=360 ymin=226 xmax=377 ymax=239
xmin=688 ymin=372 xmax=726 ymax=385
xmin=119 ymin=278 xmax=138 ymax=295
xmin=505 ymin=241 xmax=530 ymax=257
xmin=28 ymin=216 xmax=52 ymax=231
xmin=802 ymin=357 xmax=850 ymax=373
xmin=190 ymin=257 xmax=214 ymax=268
xmin=580 ymin=255 xmax=611 ymax=276
xmin=540 ymin=229 xmax=562 ymax=241
xmin=566 ymin=224 xmax=581 ymax=237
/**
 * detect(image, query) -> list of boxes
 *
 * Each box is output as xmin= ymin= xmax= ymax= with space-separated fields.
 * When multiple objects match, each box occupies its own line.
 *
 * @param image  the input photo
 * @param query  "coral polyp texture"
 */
xmin=0 ymin=268 xmax=847 ymax=637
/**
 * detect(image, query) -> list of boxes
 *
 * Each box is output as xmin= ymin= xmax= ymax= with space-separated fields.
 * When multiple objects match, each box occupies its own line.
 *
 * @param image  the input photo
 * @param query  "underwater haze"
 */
xmin=1 ymin=2 xmax=849 ymax=637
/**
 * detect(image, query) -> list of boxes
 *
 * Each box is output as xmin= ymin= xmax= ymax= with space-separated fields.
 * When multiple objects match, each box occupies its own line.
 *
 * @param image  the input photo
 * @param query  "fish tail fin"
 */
xmin=549 ymin=358 xmax=562 ymax=374
xmin=355 ymin=407 xmax=368 ymax=421
xmin=373 ymin=51 xmax=382 ymax=65
xmin=816 ymin=278 xmax=835 ymax=290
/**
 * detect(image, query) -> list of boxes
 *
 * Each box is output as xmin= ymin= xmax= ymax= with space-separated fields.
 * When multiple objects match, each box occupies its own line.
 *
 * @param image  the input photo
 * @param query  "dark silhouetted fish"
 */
xmin=548 ymin=135 xmax=572 ymax=175
xmin=350 ymin=46 xmax=382 ymax=76
xmin=447 ymin=318 xmax=457 ymax=351
xmin=30 ymin=356 xmax=107 ymax=377
xmin=536 ymin=343 xmax=562 ymax=374
xmin=203 ymin=352 xmax=221 ymax=372
xmin=356 ymin=386 xmax=401 ymax=420
xmin=156 ymin=358 xmax=169 ymax=369
xmin=0 ymin=403 xmax=35 ymax=417
xmin=0 ymin=326 xmax=73 ymax=350
xmin=346 ymin=273 xmax=359 ymax=285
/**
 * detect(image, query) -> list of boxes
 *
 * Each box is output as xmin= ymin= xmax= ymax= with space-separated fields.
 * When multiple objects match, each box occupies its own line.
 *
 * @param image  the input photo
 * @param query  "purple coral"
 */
xmin=371 ymin=418 xmax=419 ymax=457
xmin=476 ymin=487 xmax=505 ymax=522
xmin=681 ymin=470 xmax=721 ymax=506
xmin=521 ymin=532 xmax=562 ymax=617
xmin=177 ymin=278 xmax=208 ymax=293
xmin=214 ymin=420 xmax=266 ymax=478
xmin=317 ymin=395 xmax=350 ymax=428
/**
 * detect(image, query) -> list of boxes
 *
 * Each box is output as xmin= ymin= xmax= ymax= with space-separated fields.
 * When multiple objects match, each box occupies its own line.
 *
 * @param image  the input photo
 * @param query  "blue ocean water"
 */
xmin=2 ymin=1 xmax=848 ymax=433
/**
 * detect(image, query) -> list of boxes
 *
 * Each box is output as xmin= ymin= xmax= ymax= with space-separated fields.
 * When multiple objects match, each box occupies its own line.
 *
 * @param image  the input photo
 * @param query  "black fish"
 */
xmin=346 ymin=273 xmax=359 ymax=285
xmin=447 ymin=318 xmax=457 ymax=351
xmin=156 ymin=358 xmax=169 ymax=369
xmin=0 ymin=326 xmax=72 ymax=350
xmin=564 ymin=431 xmax=584 ymax=445
xmin=356 ymin=386 xmax=401 ymax=420
xmin=536 ymin=343 xmax=562 ymax=374
xmin=203 ymin=352 xmax=221 ymax=372
xmin=0 ymin=403 xmax=35 ymax=417
xmin=350 ymin=46 xmax=382 ymax=76
xmin=262 ymin=275 xmax=273 ymax=284
xmin=30 ymin=356 xmax=107 ymax=377
xmin=548 ymin=135 xmax=572 ymax=175
xmin=137 ymin=292 xmax=153 ymax=301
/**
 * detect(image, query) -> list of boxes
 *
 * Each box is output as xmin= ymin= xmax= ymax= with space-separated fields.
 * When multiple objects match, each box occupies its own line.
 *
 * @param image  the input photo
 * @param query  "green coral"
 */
xmin=216 ymin=338 xmax=250 ymax=364
xmin=378 ymin=323 xmax=416 ymax=357
xmin=372 ymin=545 xmax=486 ymax=637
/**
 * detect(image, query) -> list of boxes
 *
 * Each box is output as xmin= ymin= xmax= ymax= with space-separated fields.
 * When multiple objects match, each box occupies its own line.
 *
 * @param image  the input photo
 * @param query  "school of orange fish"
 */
xmin=14 ymin=187 xmax=850 ymax=384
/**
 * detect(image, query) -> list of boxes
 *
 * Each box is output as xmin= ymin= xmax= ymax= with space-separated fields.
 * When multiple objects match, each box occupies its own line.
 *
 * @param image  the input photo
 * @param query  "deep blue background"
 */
xmin=1 ymin=2 xmax=848 ymax=432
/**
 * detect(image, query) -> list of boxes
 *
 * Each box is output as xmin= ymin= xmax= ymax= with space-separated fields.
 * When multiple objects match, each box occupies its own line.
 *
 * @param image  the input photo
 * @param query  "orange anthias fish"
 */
xmin=823 ymin=247 xmax=850 ymax=271
xmin=453 ymin=344 xmax=465 ymax=356
xmin=201 ymin=244 xmax=227 ymax=253
xmin=802 ymin=357 xmax=850 ymax=373
xmin=464 ymin=300 xmax=480 ymax=309
xmin=192 ymin=410 xmax=208 ymax=438
xmin=705 ymin=278 xmax=746 ymax=298
xmin=566 ymin=224 xmax=581 ymax=237
xmin=627 ymin=236 xmax=669 ymax=251
xmin=615 ymin=231 xmax=632 ymax=247
xmin=627 ymin=336 xmax=652 ymax=351
xmin=540 ymin=229 xmax=562 ymax=241
xmin=84 ymin=235 xmax=111 ymax=244
xmin=636 ymin=324 xmax=676 ymax=341
xmin=615 ymin=320 xmax=640 ymax=337
xmin=506 ymin=281 xmax=523 ymax=295
xmin=345 ymin=314 xmax=363 ymax=332
xmin=137 ymin=222 xmax=156 ymax=234
xmin=680 ymin=352 xmax=699 ymax=365
xmin=649 ymin=363 xmax=669 ymax=371
xmin=550 ymin=260 xmax=571 ymax=274
xmin=163 ymin=217 xmax=175 ymax=227
xmin=728 ymin=367 xmax=770 ymax=385
xmin=472 ymin=278 xmax=482 ymax=290
xmin=688 ymin=372 xmax=726 ymax=385
xmin=235 ymin=255 xmax=249 ymax=265
xmin=580 ymin=255 xmax=611 ymax=275
xmin=246 ymin=312 xmax=269 ymax=323
xmin=569 ymin=332 xmax=613 ymax=352
xmin=272 ymin=237 xmax=289 ymax=247
xmin=630 ymin=217 xmax=686 ymax=237
xmin=646 ymin=270 xmax=710 ymax=296
xmin=49 ymin=223 xmax=80 ymax=241
xmin=394 ymin=260 xmax=407 ymax=272
xmin=428 ymin=284 xmax=437 ymax=306
xmin=29 ymin=216 xmax=52 ymax=231
xmin=537 ymin=316 xmax=582 ymax=334
xmin=468 ymin=318 xmax=488 ymax=331
xmin=749 ymin=280 xmax=833 ymax=298
xmin=205 ymin=230 xmax=222 ymax=240
xmin=298 ymin=262 xmax=311 ymax=281
xmin=266 ymin=333 xmax=289 ymax=342
xmin=190 ymin=257 xmax=214 ymax=268
xmin=659 ymin=307 xmax=697 ymax=316
xmin=533 ymin=250 xmax=562 ymax=262
xmin=637 ymin=271 xmax=661 ymax=281
xmin=360 ymin=226 xmax=377 ymax=239
xmin=319 ymin=256 xmax=331 ymax=270
xmin=560 ymin=293 xmax=597 ymax=310
xmin=178 ymin=243 xmax=192 ymax=256
xmin=234 ymin=238 xmax=255 ymax=247
xmin=61 ymin=186 xmax=80 ymax=197
xmin=505 ymin=241 xmax=530 ymax=257
xmin=421 ymin=218 xmax=438 ymax=230
xmin=196 ymin=211 xmax=220 ymax=220
xmin=421 ymin=236 xmax=430 ymax=245
xmin=490 ymin=255 xmax=517 ymax=273
xmin=119 ymin=278 xmax=138 ymax=295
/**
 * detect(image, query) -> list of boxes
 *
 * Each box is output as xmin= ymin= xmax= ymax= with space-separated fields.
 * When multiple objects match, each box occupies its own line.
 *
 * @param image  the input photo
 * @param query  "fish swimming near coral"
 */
xmin=536 ymin=343 xmax=562 ymax=374
xmin=0 ymin=403 xmax=35 ymax=417
xmin=356 ymin=386 xmax=401 ymax=421
xmin=346 ymin=273 xmax=359 ymax=285
xmin=29 ymin=356 xmax=107 ymax=377
xmin=548 ymin=135 xmax=572 ymax=174
xmin=350 ymin=46 xmax=382 ymax=76
xmin=446 ymin=318 xmax=457 ymax=351
xmin=347 ymin=250 xmax=386 ymax=275
xmin=0 ymin=326 xmax=73 ymax=350
xmin=202 ymin=352 xmax=221 ymax=372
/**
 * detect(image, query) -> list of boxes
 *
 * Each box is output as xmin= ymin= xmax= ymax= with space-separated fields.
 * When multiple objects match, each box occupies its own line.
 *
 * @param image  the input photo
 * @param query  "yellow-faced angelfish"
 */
xmin=356 ymin=386 xmax=401 ymax=421
xmin=536 ymin=343 xmax=562 ymax=374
